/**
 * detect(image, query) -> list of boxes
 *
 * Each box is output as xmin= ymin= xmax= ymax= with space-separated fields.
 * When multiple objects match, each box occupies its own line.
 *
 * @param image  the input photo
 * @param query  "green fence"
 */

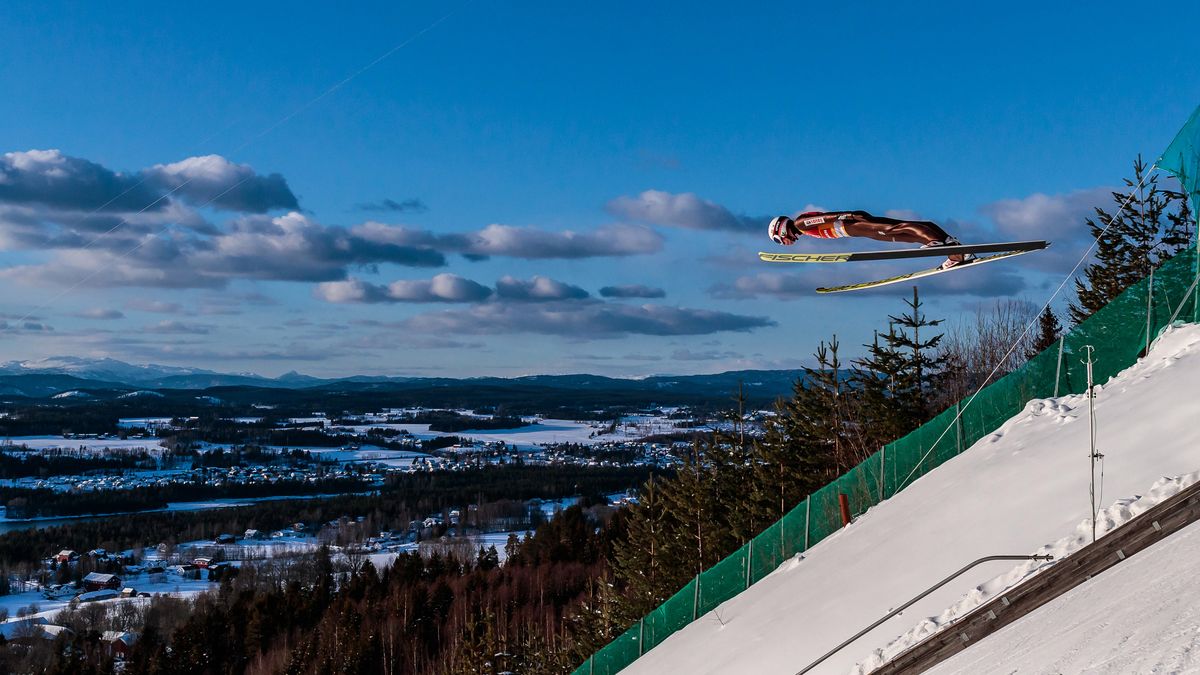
xmin=573 ymin=244 xmax=1200 ymax=675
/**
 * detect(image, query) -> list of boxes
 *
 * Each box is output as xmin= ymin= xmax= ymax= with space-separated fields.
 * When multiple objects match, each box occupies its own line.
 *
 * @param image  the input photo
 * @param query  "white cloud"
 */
xmin=315 ymin=274 xmax=493 ymax=304
xmin=606 ymin=190 xmax=761 ymax=232
xmin=495 ymin=275 xmax=589 ymax=301
xmin=980 ymin=187 xmax=1111 ymax=243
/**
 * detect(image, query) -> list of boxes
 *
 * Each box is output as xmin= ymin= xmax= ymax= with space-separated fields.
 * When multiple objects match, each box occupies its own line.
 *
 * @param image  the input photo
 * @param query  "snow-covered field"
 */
xmin=0 ymin=575 xmax=214 ymax=624
xmin=343 ymin=415 xmax=695 ymax=449
xmin=622 ymin=324 xmax=1200 ymax=675
xmin=308 ymin=445 xmax=429 ymax=466
xmin=0 ymin=435 xmax=164 ymax=452
xmin=178 ymin=534 xmax=321 ymax=559
xmin=117 ymin=417 xmax=176 ymax=429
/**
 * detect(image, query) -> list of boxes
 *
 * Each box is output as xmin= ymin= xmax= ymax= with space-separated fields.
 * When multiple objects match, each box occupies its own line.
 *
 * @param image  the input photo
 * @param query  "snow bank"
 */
xmin=622 ymin=324 xmax=1200 ymax=675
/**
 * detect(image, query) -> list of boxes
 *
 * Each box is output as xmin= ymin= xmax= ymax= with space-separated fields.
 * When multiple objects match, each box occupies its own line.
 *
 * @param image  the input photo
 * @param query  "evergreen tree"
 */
xmin=851 ymin=288 xmax=946 ymax=450
xmin=788 ymin=337 xmax=855 ymax=474
xmin=659 ymin=447 xmax=721 ymax=577
xmin=1163 ymin=190 xmax=1195 ymax=255
xmin=851 ymin=327 xmax=910 ymax=451
xmin=887 ymin=286 xmax=945 ymax=421
xmin=742 ymin=338 xmax=845 ymax=543
xmin=1026 ymin=307 xmax=1063 ymax=359
xmin=610 ymin=476 xmax=669 ymax=615
xmin=1071 ymin=156 xmax=1183 ymax=324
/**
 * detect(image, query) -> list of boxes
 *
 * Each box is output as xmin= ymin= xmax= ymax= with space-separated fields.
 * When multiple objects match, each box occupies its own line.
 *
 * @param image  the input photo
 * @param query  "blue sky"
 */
xmin=0 ymin=1 xmax=1197 ymax=377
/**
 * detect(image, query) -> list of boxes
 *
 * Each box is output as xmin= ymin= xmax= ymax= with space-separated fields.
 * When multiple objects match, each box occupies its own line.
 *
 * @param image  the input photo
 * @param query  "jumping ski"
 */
xmin=815 ymin=249 xmax=1042 ymax=293
xmin=758 ymin=240 xmax=1048 ymax=264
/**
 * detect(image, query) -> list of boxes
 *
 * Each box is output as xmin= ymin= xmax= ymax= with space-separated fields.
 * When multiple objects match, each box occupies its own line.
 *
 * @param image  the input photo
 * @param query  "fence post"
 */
xmin=639 ymin=618 xmax=644 ymax=656
xmin=1145 ymin=266 xmax=1155 ymax=351
xmin=1054 ymin=335 xmax=1065 ymax=398
xmin=692 ymin=575 xmax=700 ymax=621
xmin=954 ymin=402 xmax=964 ymax=454
xmin=746 ymin=539 xmax=753 ymax=589
xmin=804 ymin=497 xmax=811 ymax=551
xmin=878 ymin=446 xmax=886 ymax=502
xmin=780 ymin=509 xmax=785 ymax=560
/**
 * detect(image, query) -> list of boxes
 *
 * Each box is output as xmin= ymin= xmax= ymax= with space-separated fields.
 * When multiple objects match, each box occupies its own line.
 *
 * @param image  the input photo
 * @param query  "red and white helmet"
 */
xmin=769 ymin=216 xmax=797 ymax=245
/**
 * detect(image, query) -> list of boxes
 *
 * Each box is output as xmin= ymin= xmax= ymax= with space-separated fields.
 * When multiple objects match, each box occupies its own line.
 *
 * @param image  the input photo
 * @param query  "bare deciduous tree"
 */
xmin=934 ymin=299 xmax=1038 ymax=411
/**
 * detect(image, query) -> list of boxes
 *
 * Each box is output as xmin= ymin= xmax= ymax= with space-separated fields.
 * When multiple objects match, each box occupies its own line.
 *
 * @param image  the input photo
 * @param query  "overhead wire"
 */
xmin=895 ymin=163 xmax=1162 ymax=493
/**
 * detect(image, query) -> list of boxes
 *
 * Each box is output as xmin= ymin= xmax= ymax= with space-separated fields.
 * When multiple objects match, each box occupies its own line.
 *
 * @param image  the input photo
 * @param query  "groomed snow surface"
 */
xmin=623 ymin=324 xmax=1200 ymax=675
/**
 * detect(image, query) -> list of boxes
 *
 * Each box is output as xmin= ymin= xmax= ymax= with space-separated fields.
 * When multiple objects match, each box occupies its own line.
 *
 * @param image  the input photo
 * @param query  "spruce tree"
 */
xmin=610 ymin=475 xmax=669 ymax=615
xmin=749 ymin=344 xmax=842 ymax=525
xmin=851 ymin=327 xmax=910 ymax=450
xmin=1026 ymin=307 xmax=1063 ymax=360
xmin=1071 ymin=156 xmax=1182 ymax=324
xmin=887 ymin=286 xmax=945 ymax=420
xmin=852 ymin=288 xmax=946 ymax=450
xmin=1163 ymin=188 xmax=1195 ymax=255
xmin=659 ymin=446 xmax=721 ymax=576
xmin=789 ymin=337 xmax=854 ymax=474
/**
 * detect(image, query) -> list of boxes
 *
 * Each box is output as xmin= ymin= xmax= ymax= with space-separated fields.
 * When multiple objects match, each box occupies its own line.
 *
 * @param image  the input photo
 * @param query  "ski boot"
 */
xmin=921 ymin=237 xmax=978 ymax=270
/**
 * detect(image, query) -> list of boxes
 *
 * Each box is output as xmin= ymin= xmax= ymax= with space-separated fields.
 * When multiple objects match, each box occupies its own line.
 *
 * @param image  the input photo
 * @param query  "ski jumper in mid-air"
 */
xmin=768 ymin=211 xmax=977 ymax=269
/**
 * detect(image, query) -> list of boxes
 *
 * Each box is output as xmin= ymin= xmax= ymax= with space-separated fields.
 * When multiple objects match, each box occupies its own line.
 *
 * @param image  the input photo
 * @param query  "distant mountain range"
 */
xmin=0 ymin=356 xmax=814 ymax=409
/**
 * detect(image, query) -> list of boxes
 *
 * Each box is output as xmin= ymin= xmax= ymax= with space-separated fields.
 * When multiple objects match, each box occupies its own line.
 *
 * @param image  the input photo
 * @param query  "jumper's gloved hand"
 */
xmin=768 ymin=216 xmax=800 ymax=245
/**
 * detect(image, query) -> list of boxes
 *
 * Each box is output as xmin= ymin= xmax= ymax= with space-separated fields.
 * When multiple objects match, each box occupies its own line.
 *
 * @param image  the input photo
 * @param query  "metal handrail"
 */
xmin=796 ymin=554 xmax=1054 ymax=675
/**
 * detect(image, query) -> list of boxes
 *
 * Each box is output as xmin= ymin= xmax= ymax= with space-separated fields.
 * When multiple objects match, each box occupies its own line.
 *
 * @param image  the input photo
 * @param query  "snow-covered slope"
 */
xmin=925 ymin=517 xmax=1200 ymax=674
xmin=623 ymin=324 xmax=1200 ymax=675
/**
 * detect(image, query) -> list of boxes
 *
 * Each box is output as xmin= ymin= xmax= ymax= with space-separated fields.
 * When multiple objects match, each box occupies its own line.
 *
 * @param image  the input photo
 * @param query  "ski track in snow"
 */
xmin=620 ymin=324 xmax=1200 ymax=675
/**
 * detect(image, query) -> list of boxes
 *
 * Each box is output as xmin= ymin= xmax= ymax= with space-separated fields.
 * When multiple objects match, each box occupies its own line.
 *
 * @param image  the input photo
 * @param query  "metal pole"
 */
xmin=638 ymin=618 xmax=644 ymax=656
xmin=878 ymin=446 xmax=886 ymax=502
xmin=746 ymin=539 xmax=753 ymax=590
xmin=1053 ymin=335 xmax=1065 ymax=398
xmin=692 ymin=574 xmax=699 ymax=621
xmin=795 ymin=554 xmax=1054 ymax=675
xmin=954 ymin=401 xmax=964 ymax=454
xmin=1084 ymin=345 xmax=1100 ymax=543
xmin=803 ymin=498 xmax=811 ymax=551
xmin=1145 ymin=266 xmax=1155 ymax=351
